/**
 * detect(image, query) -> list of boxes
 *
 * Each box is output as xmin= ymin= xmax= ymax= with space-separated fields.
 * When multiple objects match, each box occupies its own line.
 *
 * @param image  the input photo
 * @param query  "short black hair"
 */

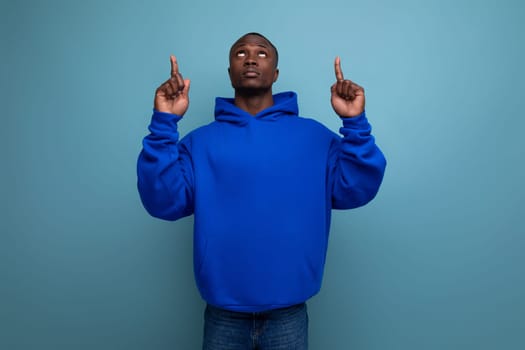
xmin=231 ymin=32 xmax=279 ymax=67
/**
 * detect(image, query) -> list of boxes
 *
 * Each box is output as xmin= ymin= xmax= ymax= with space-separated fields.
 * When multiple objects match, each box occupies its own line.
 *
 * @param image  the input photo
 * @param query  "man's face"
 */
xmin=228 ymin=34 xmax=279 ymax=92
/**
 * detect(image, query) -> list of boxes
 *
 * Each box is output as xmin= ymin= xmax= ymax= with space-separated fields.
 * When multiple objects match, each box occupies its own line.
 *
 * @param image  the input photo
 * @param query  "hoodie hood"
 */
xmin=214 ymin=91 xmax=299 ymax=125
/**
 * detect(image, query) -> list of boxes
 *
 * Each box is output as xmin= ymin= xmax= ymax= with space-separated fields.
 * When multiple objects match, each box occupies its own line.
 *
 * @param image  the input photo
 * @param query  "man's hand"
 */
xmin=154 ymin=55 xmax=191 ymax=116
xmin=330 ymin=57 xmax=365 ymax=118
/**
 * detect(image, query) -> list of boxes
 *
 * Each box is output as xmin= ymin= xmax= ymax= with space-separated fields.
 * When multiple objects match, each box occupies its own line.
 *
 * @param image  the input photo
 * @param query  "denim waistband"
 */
xmin=206 ymin=302 xmax=306 ymax=318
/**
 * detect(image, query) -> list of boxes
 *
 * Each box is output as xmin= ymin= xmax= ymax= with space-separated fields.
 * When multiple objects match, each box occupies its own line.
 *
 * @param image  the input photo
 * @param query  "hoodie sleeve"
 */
xmin=328 ymin=111 xmax=386 ymax=209
xmin=137 ymin=110 xmax=194 ymax=220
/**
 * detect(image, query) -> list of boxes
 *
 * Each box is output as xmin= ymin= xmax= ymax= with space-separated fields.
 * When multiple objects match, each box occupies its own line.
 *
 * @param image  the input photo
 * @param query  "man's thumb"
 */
xmin=183 ymin=79 xmax=191 ymax=95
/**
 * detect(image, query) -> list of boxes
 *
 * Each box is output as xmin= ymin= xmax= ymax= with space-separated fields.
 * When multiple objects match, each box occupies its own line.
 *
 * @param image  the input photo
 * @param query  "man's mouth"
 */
xmin=243 ymin=69 xmax=260 ymax=77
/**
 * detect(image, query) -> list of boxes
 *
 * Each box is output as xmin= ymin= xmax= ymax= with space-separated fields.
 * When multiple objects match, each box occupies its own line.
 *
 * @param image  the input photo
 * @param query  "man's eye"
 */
xmin=258 ymin=52 xmax=267 ymax=57
xmin=237 ymin=51 xmax=246 ymax=57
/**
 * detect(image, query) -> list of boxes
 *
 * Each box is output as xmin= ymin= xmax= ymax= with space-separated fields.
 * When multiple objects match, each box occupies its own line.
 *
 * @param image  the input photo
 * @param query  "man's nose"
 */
xmin=243 ymin=53 xmax=257 ymax=66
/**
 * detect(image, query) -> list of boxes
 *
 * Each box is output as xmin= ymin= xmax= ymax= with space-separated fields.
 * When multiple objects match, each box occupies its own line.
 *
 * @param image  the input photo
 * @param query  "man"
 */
xmin=137 ymin=33 xmax=386 ymax=349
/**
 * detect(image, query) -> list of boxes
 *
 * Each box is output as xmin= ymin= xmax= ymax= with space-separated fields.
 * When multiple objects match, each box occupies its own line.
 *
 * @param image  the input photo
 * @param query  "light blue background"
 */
xmin=2 ymin=0 xmax=524 ymax=349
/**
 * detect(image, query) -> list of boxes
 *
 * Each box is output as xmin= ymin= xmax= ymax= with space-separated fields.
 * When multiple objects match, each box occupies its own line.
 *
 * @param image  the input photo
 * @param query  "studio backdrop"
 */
xmin=2 ymin=0 xmax=524 ymax=349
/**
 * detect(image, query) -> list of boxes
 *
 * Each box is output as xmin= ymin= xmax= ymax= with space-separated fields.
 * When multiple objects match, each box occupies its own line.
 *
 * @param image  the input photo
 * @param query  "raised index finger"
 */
xmin=334 ymin=56 xmax=344 ymax=81
xmin=170 ymin=55 xmax=179 ymax=78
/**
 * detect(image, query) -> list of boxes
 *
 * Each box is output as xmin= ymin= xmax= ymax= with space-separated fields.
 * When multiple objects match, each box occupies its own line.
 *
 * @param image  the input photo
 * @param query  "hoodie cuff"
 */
xmin=153 ymin=109 xmax=184 ymax=121
xmin=152 ymin=108 xmax=182 ymax=123
xmin=340 ymin=110 xmax=368 ymax=127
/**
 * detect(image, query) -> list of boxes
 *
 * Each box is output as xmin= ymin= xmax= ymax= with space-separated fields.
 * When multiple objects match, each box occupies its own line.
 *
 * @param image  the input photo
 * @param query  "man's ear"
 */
xmin=273 ymin=68 xmax=279 ymax=82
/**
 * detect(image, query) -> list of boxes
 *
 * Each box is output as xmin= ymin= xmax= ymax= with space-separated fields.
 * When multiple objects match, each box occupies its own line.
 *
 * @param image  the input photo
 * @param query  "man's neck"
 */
xmin=234 ymin=90 xmax=274 ymax=116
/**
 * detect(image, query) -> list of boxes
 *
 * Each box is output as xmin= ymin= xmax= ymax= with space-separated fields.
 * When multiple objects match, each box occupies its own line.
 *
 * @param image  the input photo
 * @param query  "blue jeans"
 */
xmin=203 ymin=303 xmax=308 ymax=350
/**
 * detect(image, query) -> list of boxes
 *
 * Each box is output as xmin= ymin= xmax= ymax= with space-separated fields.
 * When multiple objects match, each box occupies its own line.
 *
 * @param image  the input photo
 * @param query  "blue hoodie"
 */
xmin=137 ymin=91 xmax=386 ymax=312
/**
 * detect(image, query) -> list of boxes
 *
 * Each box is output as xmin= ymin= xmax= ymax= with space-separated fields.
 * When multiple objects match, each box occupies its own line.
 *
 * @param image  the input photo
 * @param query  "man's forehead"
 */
xmin=232 ymin=35 xmax=271 ymax=49
xmin=228 ymin=33 xmax=279 ymax=67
